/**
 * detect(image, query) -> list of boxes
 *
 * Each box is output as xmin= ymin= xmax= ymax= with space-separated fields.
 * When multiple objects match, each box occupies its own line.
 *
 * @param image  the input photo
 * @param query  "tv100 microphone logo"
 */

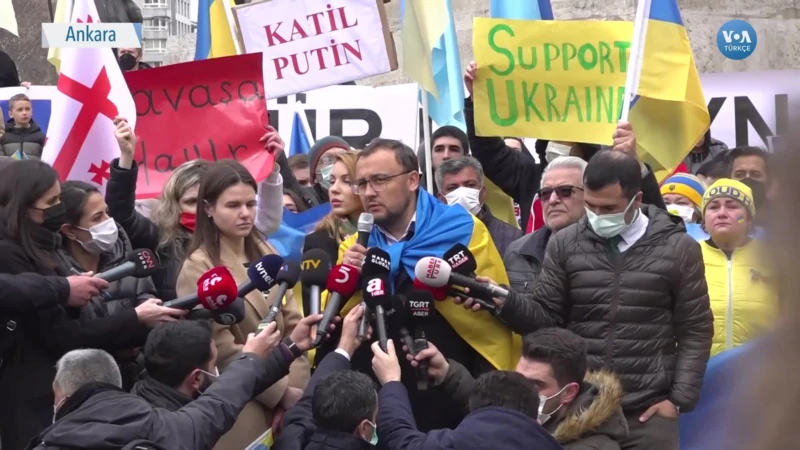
xmin=716 ymin=19 xmax=757 ymax=61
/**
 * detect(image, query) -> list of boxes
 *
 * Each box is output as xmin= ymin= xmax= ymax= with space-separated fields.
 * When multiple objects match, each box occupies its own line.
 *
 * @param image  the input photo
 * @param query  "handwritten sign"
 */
xmin=233 ymin=0 xmax=397 ymax=99
xmin=472 ymin=19 xmax=633 ymax=145
xmin=124 ymin=53 xmax=274 ymax=199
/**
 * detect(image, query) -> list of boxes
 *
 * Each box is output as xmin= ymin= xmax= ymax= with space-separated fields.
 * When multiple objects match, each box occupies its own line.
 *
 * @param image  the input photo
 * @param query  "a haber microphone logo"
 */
xmin=366 ymin=278 xmax=385 ymax=297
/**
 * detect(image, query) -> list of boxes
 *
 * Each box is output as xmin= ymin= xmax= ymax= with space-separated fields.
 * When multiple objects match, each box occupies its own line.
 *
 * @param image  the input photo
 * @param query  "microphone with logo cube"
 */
xmin=360 ymin=247 xmax=392 ymax=341
xmin=414 ymin=256 xmax=508 ymax=311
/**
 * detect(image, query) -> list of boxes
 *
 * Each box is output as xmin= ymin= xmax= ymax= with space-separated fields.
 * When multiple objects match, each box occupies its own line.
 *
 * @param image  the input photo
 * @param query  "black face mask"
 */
xmin=740 ymin=178 xmax=767 ymax=211
xmin=118 ymin=53 xmax=137 ymax=72
xmin=39 ymin=203 xmax=68 ymax=232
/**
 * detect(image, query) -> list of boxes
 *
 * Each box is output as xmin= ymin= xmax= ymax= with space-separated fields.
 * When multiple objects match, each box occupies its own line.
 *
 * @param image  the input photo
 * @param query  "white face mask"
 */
xmin=585 ymin=196 xmax=636 ymax=238
xmin=538 ymin=385 xmax=568 ymax=424
xmin=445 ymin=187 xmax=482 ymax=215
xmin=667 ymin=204 xmax=696 ymax=223
xmin=77 ymin=218 xmax=119 ymax=255
xmin=545 ymin=142 xmax=572 ymax=163
xmin=319 ymin=164 xmax=334 ymax=190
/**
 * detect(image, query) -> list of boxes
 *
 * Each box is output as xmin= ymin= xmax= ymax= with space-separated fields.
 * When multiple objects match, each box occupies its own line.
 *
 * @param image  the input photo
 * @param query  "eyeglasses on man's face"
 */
xmin=538 ymin=185 xmax=584 ymax=203
xmin=351 ymin=171 xmax=413 ymax=195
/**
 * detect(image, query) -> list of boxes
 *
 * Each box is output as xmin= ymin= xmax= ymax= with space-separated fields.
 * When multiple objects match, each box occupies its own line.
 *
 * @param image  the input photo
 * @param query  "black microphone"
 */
xmin=236 ymin=255 xmax=284 ymax=298
xmin=443 ymin=244 xmax=498 ymax=314
xmin=212 ymin=297 xmax=246 ymax=325
xmin=300 ymin=249 xmax=332 ymax=317
xmin=311 ymin=264 xmax=360 ymax=346
xmin=260 ymin=262 xmax=301 ymax=328
xmin=363 ymin=275 xmax=391 ymax=352
xmin=360 ymin=248 xmax=392 ymax=339
xmin=387 ymin=295 xmax=415 ymax=356
xmin=357 ymin=212 xmax=374 ymax=248
xmin=407 ymin=289 xmax=435 ymax=390
xmin=94 ymin=249 xmax=159 ymax=282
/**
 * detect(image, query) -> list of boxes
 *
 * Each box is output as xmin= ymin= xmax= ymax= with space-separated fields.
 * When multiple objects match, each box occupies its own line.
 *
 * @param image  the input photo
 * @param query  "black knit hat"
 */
xmin=308 ymin=136 xmax=350 ymax=173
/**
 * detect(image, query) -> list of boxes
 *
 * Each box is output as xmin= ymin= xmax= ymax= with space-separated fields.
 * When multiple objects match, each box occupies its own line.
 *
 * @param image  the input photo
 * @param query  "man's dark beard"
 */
xmin=375 ymin=193 xmax=414 ymax=232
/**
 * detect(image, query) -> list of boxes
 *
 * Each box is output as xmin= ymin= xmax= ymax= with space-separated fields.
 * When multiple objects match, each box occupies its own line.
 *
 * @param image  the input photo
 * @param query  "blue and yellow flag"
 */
xmin=629 ymin=0 xmax=710 ymax=181
xmin=195 ymin=0 xmax=238 ymax=60
xmin=337 ymin=189 xmax=520 ymax=370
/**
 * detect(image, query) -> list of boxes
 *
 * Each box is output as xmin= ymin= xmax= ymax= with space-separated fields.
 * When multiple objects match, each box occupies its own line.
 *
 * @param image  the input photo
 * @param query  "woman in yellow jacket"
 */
xmin=701 ymin=178 xmax=776 ymax=356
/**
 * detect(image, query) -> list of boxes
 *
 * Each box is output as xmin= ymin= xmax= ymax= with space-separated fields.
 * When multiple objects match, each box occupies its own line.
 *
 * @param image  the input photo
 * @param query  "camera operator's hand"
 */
xmin=242 ymin=321 xmax=281 ymax=358
xmin=404 ymin=341 xmax=450 ymax=385
xmin=66 ymin=275 xmax=109 ymax=308
xmin=372 ymin=340 xmax=401 ymax=385
xmin=338 ymin=304 xmax=372 ymax=357
xmin=290 ymin=314 xmax=339 ymax=352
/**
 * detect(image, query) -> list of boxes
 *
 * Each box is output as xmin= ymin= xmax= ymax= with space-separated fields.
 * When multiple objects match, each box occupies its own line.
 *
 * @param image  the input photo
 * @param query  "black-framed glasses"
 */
xmin=538 ymin=185 xmax=584 ymax=202
xmin=351 ymin=171 xmax=413 ymax=195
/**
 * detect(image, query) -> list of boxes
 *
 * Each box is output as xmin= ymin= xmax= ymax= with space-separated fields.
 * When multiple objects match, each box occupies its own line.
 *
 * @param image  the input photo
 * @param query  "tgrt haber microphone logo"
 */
xmin=424 ymin=258 xmax=442 ymax=280
xmin=366 ymin=278 xmax=386 ymax=296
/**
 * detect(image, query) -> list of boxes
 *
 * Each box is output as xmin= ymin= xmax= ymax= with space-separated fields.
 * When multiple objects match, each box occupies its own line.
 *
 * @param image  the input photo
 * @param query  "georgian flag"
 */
xmin=41 ymin=0 xmax=136 ymax=192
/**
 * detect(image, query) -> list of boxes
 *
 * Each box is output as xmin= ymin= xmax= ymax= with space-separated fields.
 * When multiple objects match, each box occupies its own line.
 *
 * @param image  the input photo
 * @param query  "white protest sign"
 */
xmin=234 ymin=0 xmax=398 ymax=99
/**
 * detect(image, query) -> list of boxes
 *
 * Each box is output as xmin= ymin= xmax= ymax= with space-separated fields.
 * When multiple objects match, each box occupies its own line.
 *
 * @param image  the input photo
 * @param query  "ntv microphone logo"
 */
xmin=716 ymin=20 xmax=757 ymax=60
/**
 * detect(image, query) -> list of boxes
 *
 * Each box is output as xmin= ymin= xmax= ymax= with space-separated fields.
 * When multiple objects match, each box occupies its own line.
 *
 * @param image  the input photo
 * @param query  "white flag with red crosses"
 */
xmin=41 ymin=0 xmax=136 ymax=191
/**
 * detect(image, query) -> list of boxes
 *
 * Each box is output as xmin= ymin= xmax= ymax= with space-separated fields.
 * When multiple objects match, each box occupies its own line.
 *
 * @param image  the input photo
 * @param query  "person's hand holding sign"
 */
xmin=464 ymin=61 xmax=477 ymax=97
xmin=260 ymin=125 xmax=285 ymax=154
xmin=612 ymin=121 xmax=638 ymax=161
xmin=114 ymin=116 xmax=136 ymax=169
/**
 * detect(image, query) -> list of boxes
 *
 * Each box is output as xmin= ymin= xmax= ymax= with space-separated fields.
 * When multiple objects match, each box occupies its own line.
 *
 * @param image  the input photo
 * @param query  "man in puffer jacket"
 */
xmin=481 ymin=151 xmax=712 ymax=450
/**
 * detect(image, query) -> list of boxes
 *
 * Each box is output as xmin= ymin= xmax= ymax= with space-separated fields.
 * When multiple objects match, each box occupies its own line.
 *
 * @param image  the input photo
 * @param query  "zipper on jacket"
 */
xmin=726 ymin=257 xmax=734 ymax=350
xmin=604 ymin=253 xmax=622 ymax=369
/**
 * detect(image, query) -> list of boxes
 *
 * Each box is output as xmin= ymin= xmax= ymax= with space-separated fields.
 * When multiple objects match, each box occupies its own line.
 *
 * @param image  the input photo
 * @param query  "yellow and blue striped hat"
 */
xmin=660 ymin=173 xmax=705 ymax=208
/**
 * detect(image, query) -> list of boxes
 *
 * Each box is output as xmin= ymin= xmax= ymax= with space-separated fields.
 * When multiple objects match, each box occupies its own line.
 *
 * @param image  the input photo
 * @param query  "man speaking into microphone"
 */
xmin=336 ymin=139 xmax=518 ymax=431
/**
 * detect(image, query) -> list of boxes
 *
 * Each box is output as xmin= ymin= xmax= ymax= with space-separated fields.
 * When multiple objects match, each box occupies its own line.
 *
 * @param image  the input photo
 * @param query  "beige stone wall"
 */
xmin=1 ymin=0 xmax=798 ymax=85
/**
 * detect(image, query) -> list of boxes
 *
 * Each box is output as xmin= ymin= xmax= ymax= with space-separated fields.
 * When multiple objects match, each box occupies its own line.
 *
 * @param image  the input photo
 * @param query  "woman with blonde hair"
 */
xmin=176 ymin=160 xmax=309 ymax=449
xmin=105 ymin=117 xmax=284 ymax=300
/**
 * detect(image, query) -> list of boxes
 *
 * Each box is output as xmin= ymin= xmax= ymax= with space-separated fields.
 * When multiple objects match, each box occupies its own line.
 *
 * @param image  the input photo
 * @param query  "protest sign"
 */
xmin=472 ymin=19 xmax=633 ymax=145
xmin=234 ymin=0 xmax=397 ymax=99
xmin=123 ymin=53 xmax=274 ymax=199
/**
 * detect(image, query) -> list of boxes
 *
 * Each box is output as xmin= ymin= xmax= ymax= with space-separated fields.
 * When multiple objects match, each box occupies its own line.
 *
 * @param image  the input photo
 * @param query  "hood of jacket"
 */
xmin=4 ymin=118 xmax=42 ymax=135
xmin=552 ymin=371 xmax=629 ymax=445
xmin=441 ymin=407 xmax=562 ymax=450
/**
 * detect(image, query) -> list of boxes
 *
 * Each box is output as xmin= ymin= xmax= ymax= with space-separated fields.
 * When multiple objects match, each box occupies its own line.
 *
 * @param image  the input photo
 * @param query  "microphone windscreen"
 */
xmin=363 ymin=247 xmax=391 ymax=278
xmin=406 ymin=290 xmax=435 ymax=326
xmin=385 ymin=295 xmax=407 ymax=330
xmin=299 ymin=249 xmax=332 ymax=286
xmin=246 ymin=254 xmax=284 ymax=291
xmin=276 ymin=261 xmax=301 ymax=288
xmin=325 ymin=264 xmax=360 ymax=297
xmin=413 ymin=278 xmax=447 ymax=301
xmin=197 ymin=267 xmax=238 ymax=311
xmin=443 ymin=243 xmax=477 ymax=276
xmin=212 ymin=297 xmax=246 ymax=325
xmin=414 ymin=258 xmax=452 ymax=288
xmin=362 ymin=275 xmax=391 ymax=309
xmin=357 ymin=213 xmax=374 ymax=233
xmin=128 ymin=248 xmax=159 ymax=277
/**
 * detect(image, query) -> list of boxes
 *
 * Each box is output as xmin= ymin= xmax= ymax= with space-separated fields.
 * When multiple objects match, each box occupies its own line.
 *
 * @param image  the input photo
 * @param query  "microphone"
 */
xmin=413 ymin=278 xmax=447 ymax=301
xmin=212 ymin=297 xmax=246 ymax=325
xmin=442 ymin=245 xmax=498 ymax=314
xmin=406 ymin=289 xmax=435 ymax=390
xmin=414 ymin=257 xmax=509 ymax=306
xmin=94 ymin=249 xmax=159 ymax=282
xmin=357 ymin=212 xmax=374 ymax=247
xmin=363 ymin=275 xmax=391 ymax=352
xmin=260 ymin=262 xmax=301 ymax=327
xmin=360 ymin=248 xmax=392 ymax=339
xmin=164 ymin=267 xmax=238 ymax=310
xmin=300 ymin=249 xmax=332 ymax=317
xmin=237 ymin=254 xmax=284 ymax=298
xmin=386 ymin=295 xmax=416 ymax=356
xmin=312 ymin=264 xmax=360 ymax=346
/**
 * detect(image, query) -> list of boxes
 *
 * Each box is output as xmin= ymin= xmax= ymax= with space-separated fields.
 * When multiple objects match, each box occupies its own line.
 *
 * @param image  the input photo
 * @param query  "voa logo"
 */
xmin=716 ymin=20 xmax=757 ymax=60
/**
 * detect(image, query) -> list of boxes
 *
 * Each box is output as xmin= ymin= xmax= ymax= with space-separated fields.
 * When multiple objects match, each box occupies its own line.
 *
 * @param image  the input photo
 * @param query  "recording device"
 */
xmin=94 ymin=249 xmax=159 ymax=282
xmin=442 ymin=245 xmax=498 ymax=314
xmin=300 ymin=249 xmax=332 ymax=317
xmin=164 ymin=267 xmax=238 ymax=311
xmin=363 ymin=275 xmax=391 ymax=352
xmin=406 ymin=289 xmax=435 ymax=390
xmin=188 ymin=297 xmax=246 ymax=325
xmin=357 ymin=212 xmax=374 ymax=247
xmin=312 ymin=264 xmax=360 ymax=346
xmin=414 ymin=257 xmax=509 ymax=305
xmin=360 ymin=248 xmax=392 ymax=339
xmin=237 ymin=254 xmax=283 ymax=298
xmin=260 ymin=262 xmax=301 ymax=327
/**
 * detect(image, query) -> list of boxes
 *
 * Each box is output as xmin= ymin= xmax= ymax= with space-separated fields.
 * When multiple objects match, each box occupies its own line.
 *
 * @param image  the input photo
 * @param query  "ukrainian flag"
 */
xmin=629 ymin=0 xmax=710 ymax=181
xmin=46 ymin=0 xmax=73 ymax=73
xmin=195 ymin=0 xmax=238 ymax=60
xmin=336 ymin=189 xmax=520 ymax=370
xmin=490 ymin=0 xmax=553 ymax=20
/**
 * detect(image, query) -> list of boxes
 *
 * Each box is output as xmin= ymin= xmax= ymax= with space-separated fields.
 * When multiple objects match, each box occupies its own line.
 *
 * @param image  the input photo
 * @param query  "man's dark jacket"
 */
xmin=275 ymin=352 xmax=374 ymax=450
xmin=504 ymin=227 xmax=551 ymax=296
xmin=377 ymin=380 xmax=563 ymax=450
xmin=477 ymin=205 xmax=521 ymax=259
xmin=499 ymin=205 xmax=713 ymax=413
xmin=28 ymin=350 xmax=293 ymax=450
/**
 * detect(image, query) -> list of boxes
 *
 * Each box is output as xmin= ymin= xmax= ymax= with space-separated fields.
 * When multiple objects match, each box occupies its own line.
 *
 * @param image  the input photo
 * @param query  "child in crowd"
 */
xmin=0 ymin=93 xmax=46 ymax=160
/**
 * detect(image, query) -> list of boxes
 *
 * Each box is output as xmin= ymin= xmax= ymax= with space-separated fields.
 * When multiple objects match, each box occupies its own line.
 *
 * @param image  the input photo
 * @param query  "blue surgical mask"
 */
xmin=319 ymin=164 xmax=334 ymax=190
xmin=367 ymin=420 xmax=378 ymax=445
xmin=585 ymin=196 xmax=636 ymax=238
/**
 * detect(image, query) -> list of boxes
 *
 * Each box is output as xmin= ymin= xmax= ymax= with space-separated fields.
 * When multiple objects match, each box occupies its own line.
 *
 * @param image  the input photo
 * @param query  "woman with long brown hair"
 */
xmin=176 ymin=160 xmax=309 ymax=449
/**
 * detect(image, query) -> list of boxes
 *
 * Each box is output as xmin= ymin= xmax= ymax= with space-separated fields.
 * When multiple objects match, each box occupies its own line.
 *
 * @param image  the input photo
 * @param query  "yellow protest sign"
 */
xmin=473 ymin=19 xmax=634 ymax=145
